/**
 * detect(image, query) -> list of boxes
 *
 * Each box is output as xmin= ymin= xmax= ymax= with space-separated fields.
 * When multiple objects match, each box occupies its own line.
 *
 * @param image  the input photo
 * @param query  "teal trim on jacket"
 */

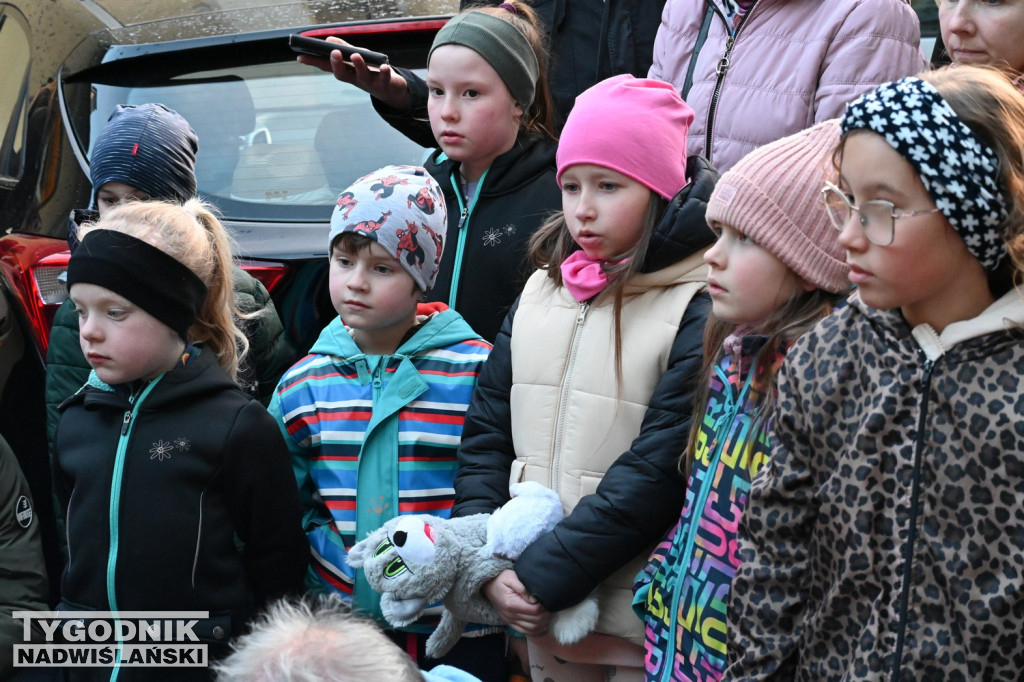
xmin=634 ymin=335 xmax=783 ymax=681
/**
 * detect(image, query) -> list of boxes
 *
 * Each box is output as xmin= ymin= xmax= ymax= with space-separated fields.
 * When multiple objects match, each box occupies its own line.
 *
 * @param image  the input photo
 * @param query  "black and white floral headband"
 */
xmin=841 ymin=77 xmax=1008 ymax=270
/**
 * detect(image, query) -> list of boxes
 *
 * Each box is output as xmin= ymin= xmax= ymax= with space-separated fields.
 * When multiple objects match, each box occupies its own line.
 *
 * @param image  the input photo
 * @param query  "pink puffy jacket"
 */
xmin=649 ymin=0 xmax=927 ymax=172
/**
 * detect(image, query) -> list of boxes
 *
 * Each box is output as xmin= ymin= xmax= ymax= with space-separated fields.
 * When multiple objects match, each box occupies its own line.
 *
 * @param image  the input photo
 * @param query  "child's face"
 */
xmin=95 ymin=182 xmax=150 ymax=217
xmin=704 ymin=223 xmax=811 ymax=326
xmin=427 ymin=45 xmax=523 ymax=183
xmin=837 ymin=131 xmax=992 ymax=331
xmin=329 ymin=239 xmax=421 ymax=354
xmin=560 ymin=164 xmax=651 ymax=262
xmin=938 ymin=0 xmax=1024 ymax=74
xmin=71 ymin=283 xmax=185 ymax=385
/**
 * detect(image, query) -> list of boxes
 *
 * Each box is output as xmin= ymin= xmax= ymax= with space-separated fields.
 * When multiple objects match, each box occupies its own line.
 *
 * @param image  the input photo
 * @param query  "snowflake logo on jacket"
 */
xmin=150 ymin=440 xmax=174 ymax=462
xmin=482 ymin=228 xmax=502 ymax=246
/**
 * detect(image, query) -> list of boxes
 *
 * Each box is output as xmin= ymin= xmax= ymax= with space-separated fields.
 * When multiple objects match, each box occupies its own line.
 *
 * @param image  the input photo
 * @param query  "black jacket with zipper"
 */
xmin=53 ymin=349 xmax=306 ymax=652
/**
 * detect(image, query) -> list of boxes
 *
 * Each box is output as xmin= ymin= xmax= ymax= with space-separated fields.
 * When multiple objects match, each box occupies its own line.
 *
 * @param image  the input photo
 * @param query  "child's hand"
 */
xmin=484 ymin=569 xmax=551 ymax=637
xmin=295 ymin=37 xmax=411 ymax=111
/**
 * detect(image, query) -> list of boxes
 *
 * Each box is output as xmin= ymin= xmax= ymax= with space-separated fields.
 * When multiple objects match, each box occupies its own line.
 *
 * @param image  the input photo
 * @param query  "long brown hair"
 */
xmin=680 ymin=288 xmax=845 ymax=478
xmin=528 ymin=193 xmax=668 ymax=385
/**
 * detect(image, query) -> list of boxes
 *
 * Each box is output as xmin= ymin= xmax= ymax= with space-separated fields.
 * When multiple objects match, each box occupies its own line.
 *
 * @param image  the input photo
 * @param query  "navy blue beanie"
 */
xmin=89 ymin=104 xmax=199 ymax=208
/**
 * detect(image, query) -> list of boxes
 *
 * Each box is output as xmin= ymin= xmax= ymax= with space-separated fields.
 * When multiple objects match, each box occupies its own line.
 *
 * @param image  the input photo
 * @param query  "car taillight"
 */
xmin=0 ymin=236 xmax=70 ymax=358
xmin=238 ymin=260 xmax=290 ymax=294
xmin=30 ymin=251 xmax=71 ymax=355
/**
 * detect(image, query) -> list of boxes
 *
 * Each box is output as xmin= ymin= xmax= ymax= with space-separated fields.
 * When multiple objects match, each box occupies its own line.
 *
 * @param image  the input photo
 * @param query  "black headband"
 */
xmin=67 ymin=229 xmax=208 ymax=340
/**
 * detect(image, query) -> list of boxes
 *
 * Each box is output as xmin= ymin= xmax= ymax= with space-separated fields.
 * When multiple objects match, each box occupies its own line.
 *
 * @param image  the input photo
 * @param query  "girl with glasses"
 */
xmin=724 ymin=65 xmax=1024 ymax=680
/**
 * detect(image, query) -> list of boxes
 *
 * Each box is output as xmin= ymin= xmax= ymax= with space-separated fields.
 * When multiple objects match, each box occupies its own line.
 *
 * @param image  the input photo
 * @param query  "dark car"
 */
xmin=0 ymin=0 xmax=455 ymax=598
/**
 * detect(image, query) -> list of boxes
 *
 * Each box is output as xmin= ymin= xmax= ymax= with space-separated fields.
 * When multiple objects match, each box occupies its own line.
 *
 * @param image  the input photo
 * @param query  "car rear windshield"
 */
xmin=67 ymin=61 xmax=429 ymax=222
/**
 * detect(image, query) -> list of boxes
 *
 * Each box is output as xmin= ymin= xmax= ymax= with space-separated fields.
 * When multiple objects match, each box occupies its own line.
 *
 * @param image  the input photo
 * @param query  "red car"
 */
xmin=0 ymin=0 xmax=453 ymax=595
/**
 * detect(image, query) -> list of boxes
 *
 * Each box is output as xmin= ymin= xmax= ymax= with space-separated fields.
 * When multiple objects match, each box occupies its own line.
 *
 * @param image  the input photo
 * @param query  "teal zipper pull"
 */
xmin=120 ymin=411 xmax=131 ymax=436
xmin=458 ymin=207 xmax=468 ymax=230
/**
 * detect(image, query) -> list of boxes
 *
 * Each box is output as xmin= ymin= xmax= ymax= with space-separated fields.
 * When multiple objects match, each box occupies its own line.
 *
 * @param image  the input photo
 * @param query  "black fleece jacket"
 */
xmin=452 ymin=157 xmax=718 ymax=611
xmin=54 ymin=349 xmax=306 ymax=631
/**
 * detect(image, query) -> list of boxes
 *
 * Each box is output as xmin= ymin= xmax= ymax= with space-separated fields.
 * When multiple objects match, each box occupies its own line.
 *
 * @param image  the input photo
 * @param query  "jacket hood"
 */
xmin=425 ymin=133 xmax=557 ymax=198
xmin=848 ymin=289 xmax=1024 ymax=360
xmin=642 ymin=155 xmax=719 ymax=274
xmin=308 ymin=308 xmax=483 ymax=358
xmin=60 ymin=348 xmax=239 ymax=414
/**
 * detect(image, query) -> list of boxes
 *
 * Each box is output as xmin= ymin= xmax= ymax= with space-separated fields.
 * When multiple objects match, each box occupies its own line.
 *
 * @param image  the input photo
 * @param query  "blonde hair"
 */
xmin=79 ymin=198 xmax=247 ymax=379
xmin=680 ymin=288 xmax=844 ymax=478
xmin=213 ymin=596 xmax=421 ymax=682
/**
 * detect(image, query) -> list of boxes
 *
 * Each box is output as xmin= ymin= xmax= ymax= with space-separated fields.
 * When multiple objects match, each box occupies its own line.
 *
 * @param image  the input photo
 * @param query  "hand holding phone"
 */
xmin=288 ymin=35 xmax=389 ymax=68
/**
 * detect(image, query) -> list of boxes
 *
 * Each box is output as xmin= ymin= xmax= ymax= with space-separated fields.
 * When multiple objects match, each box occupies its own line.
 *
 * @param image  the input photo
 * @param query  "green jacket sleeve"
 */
xmin=231 ymin=266 xmax=296 ymax=407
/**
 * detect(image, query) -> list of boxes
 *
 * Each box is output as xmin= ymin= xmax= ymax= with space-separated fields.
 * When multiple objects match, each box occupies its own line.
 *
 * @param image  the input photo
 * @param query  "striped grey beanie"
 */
xmin=89 ymin=103 xmax=199 ymax=207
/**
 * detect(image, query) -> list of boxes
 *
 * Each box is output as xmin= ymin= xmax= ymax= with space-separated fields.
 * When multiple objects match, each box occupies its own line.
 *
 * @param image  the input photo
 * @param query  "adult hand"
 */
xmin=483 ymin=569 xmax=551 ymax=637
xmin=295 ymin=37 xmax=411 ymax=111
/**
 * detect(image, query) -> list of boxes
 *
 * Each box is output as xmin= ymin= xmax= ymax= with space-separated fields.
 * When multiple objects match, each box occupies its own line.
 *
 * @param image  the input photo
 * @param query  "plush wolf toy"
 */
xmin=348 ymin=482 xmax=599 ymax=658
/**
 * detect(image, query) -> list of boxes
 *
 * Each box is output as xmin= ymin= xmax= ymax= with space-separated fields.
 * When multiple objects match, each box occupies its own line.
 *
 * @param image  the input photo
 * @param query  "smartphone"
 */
xmin=288 ymin=34 xmax=389 ymax=67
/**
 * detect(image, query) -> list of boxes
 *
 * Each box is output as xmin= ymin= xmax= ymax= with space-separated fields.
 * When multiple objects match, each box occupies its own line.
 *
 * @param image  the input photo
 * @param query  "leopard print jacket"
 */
xmin=724 ymin=291 xmax=1024 ymax=681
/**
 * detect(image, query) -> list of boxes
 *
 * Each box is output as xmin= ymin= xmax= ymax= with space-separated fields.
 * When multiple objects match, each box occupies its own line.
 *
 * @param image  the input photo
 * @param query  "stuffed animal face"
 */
xmin=349 ymin=515 xmax=461 ymax=625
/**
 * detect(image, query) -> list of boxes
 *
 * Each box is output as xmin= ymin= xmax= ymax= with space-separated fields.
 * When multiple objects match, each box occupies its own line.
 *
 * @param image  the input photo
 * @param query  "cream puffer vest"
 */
xmin=509 ymin=253 xmax=706 ymax=643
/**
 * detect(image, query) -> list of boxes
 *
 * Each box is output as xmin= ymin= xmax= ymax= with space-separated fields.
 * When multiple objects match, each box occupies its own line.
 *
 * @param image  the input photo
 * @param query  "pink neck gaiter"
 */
xmin=560 ymin=250 xmax=622 ymax=303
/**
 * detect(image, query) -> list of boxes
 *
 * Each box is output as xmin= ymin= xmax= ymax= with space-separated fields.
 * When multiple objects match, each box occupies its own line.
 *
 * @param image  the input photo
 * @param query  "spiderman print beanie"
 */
xmin=328 ymin=165 xmax=448 ymax=292
xmin=90 ymin=103 xmax=198 ymax=207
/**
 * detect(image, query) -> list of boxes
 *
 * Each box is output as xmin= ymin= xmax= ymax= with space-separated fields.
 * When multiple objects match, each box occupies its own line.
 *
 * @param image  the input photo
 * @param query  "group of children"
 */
xmin=37 ymin=2 xmax=1024 ymax=681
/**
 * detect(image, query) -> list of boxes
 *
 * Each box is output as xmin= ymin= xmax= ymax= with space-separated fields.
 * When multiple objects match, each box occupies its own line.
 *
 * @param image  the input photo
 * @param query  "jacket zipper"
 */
xmin=551 ymin=302 xmax=589 ymax=494
xmin=662 ymin=361 xmax=758 ymax=681
xmin=446 ymin=168 xmax=489 ymax=311
xmin=703 ymin=3 xmax=755 ymax=161
xmin=891 ymin=357 xmax=935 ymax=682
xmin=106 ymin=378 xmax=162 ymax=682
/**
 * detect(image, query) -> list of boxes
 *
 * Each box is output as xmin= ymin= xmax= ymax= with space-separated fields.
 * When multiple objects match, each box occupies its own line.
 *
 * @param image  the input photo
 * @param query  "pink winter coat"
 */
xmin=649 ymin=0 xmax=927 ymax=172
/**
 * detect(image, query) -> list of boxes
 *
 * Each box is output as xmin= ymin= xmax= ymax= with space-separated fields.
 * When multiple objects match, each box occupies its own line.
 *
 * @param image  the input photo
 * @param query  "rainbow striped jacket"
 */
xmin=269 ymin=309 xmax=491 ymax=629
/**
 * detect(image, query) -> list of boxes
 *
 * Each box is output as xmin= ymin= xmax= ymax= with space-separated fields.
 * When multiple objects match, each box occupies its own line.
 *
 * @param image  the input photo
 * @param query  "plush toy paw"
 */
xmin=380 ymin=594 xmax=429 ymax=628
xmin=551 ymin=594 xmax=600 ymax=645
xmin=485 ymin=481 xmax=564 ymax=558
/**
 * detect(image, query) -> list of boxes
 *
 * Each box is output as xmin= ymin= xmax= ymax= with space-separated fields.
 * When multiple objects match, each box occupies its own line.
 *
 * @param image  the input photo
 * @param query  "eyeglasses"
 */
xmin=821 ymin=182 xmax=942 ymax=246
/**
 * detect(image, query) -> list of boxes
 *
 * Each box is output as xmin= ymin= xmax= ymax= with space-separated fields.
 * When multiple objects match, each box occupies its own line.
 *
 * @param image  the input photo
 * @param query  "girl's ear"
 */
xmin=513 ymin=102 xmax=524 ymax=122
xmin=799 ymin=276 xmax=817 ymax=293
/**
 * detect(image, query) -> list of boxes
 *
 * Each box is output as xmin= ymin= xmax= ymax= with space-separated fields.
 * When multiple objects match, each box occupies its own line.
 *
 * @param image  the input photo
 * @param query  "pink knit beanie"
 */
xmin=704 ymin=119 xmax=850 ymax=293
xmin=556 ymin=75 xmax=693 ymax=200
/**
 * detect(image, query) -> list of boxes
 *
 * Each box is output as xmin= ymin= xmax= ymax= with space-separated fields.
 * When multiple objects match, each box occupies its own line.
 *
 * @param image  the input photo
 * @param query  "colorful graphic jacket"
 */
xmin=270 ymin=309 xmax=492 ymax=631
xmin=634 ymin=334 xmax=783 ymax=681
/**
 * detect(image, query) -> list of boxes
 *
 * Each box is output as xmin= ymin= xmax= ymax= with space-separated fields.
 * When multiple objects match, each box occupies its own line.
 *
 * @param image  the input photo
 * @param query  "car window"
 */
xmin=0 ymin=8 xmax=31 ymax=187
xmin=85 ymin=61 xmax=430 ymax=222
xmin=911 ymin=0 xmax=941 ymax=63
